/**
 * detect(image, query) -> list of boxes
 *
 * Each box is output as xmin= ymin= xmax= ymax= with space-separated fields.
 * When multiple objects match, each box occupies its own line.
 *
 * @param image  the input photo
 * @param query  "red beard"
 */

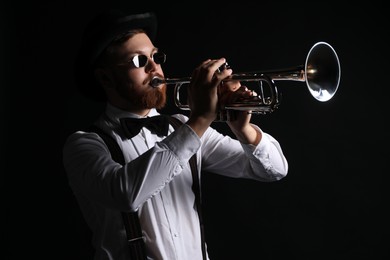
xmin=141 ymin=85 xmax=167 ymax=109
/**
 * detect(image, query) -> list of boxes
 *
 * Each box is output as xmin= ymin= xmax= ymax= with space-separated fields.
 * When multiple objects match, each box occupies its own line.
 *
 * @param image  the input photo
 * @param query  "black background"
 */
xmin=3 ymin=1 xmax=387 ymax=259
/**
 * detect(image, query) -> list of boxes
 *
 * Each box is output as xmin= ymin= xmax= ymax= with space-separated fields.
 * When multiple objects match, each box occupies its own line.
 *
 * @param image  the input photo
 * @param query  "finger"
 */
xmin=228 ymin=85 xmax=254 ymax=100
xmin=190 ymin=59 xmax=212 ymax=86
xmin=221 ymin=80 xmax=241 ymax=91
xmin=210 ymin=58 xmax=232 ymax=81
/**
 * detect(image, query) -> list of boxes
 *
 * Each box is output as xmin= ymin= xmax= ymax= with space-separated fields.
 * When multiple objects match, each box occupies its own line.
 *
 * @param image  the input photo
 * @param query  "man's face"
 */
xmin=107 ymin=32 xmax=167 ymax=111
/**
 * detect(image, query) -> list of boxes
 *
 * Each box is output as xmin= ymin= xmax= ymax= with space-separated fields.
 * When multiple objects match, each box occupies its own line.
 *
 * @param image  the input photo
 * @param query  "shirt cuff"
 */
xmin=241 ymin=124 xmax=270 ymax=156
xmin=162 ymin=123 xmax=201 ymax=163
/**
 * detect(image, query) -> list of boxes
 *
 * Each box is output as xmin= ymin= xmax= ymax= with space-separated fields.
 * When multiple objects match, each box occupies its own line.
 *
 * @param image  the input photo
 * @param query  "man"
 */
xmin=63 ymin=9 xmax=288 ymax=260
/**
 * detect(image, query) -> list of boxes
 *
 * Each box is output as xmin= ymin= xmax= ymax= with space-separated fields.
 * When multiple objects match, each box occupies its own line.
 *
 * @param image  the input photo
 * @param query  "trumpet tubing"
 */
xmin=154 ymin=41 xmax=341 ymax=121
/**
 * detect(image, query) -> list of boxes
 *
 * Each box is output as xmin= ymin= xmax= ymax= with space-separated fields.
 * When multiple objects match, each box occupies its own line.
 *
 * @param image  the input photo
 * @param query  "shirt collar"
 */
xmin=104 ymin=103 xmax=161 ymax=125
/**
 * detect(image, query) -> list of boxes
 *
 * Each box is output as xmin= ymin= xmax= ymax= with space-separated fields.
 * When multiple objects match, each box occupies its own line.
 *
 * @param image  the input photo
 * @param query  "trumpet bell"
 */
xmin=305 ymin=41 xmax=341 ymax=102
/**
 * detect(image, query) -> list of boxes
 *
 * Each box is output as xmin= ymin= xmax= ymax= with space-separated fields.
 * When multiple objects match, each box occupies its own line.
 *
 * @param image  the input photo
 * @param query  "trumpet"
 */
xmin=152 ymin=41 xmax=341 ymax=121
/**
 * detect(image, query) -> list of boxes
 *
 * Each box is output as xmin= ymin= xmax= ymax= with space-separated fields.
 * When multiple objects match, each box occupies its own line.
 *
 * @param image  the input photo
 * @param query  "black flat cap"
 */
xmin=74 ymin=10 xmax=157 ymax=101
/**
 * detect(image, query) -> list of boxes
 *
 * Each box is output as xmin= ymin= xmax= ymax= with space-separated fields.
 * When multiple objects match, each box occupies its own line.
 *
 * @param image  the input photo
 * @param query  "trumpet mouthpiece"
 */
xmin=151 ymin=77 xmax=165 ymax=88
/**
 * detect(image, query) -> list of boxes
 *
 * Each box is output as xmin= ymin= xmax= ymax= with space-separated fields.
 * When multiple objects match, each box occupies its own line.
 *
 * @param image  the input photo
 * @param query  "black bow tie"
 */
xmin=120 ymin=115 xmax=170 ymax=139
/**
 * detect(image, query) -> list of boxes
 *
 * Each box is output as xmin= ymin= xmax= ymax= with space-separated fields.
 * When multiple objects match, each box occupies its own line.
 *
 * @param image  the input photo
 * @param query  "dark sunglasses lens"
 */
xmin=132 ymin=55 xmax=148 ymax=68
xmin=153 ymin=53 xmax=166 ymax=64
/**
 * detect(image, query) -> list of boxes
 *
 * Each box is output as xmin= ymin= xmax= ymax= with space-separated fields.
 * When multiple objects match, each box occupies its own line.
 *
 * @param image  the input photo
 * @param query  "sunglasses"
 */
xmin=126 ymin=52 xmax=167 ymax=68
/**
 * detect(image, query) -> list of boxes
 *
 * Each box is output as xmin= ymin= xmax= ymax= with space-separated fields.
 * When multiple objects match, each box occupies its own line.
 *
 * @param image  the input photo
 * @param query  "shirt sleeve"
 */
xmin=200 ymin=123 xmax=288 ymax=182
xmin=62 ymin=124 xmax=202 ymax=212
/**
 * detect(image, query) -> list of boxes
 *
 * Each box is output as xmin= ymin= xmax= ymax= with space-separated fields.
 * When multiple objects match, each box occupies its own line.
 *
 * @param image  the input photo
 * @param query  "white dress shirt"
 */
xmin=62 ymin=103 xmax=288 ymax=260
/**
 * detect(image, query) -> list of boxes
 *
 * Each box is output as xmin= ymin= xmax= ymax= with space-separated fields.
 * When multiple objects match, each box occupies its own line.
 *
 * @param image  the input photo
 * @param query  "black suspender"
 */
xmin=87 ymin=116 xmax=206 ymax=260
xmin=167 ymin=117 xmax=207 ymax=260
xmin=87 ymin=125 xmax=147 ymax=260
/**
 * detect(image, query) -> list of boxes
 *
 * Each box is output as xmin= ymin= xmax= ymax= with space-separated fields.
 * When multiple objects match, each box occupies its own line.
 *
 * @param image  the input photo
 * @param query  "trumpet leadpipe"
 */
xmin=151 ymin=76 xmax=191 ymax=87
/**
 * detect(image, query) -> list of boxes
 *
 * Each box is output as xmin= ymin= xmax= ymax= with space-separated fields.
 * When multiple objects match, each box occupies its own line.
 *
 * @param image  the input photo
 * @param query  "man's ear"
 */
xmin=94 ymin=68 xmax=115 ymax=89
